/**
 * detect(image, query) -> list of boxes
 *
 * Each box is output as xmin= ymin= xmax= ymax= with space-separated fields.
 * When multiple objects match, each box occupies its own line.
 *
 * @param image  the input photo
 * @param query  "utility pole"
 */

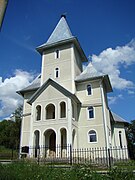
xmin=0 ymin=0 xmax=8 ymax=31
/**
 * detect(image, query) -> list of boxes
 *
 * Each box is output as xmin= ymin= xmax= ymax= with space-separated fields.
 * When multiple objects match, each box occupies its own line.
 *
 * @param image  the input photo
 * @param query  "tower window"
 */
xmin=88 ymin=106 xmax=94 ymax=119
xmin=55 ymin=67 xmax=60 ymax=78
xmin=87 ymin=84 xmax=92 ymax=95
xmin=55 ymin=49 xmax=60 ymax=59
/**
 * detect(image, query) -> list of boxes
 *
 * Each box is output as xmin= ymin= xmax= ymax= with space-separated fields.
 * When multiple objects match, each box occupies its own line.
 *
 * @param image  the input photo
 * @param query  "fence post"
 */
xmin=108 ymin=148 xmax=111 ymax=169
xmin=70 ymin=144 xmax=72 ymax=165
xmin=11 ymin=148 xmax=14 ymax=160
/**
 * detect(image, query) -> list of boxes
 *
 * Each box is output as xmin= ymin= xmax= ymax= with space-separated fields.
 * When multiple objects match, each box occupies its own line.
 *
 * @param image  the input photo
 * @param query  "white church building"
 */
xmin=18 ymin=15 xmax=127 ymax=158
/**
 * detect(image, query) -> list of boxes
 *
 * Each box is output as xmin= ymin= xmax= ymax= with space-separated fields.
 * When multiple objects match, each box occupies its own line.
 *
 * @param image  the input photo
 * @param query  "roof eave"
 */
xmin=27 ymin=78 xmax=81 ymax=105
xmin=110 ymin=111 xmax=128 ymax=124
xmin=16 ymin=87 xmax=39 ymax=97
xmin=75 ymin=75 xmax=104 ymax=84
xmin=36 ymin=37 xmax=88 ymax=62
xmin=75 ymin=75 xmax=113 ymax=93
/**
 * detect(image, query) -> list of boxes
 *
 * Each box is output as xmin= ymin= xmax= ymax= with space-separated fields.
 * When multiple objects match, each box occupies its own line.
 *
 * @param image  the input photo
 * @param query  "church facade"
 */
xmin=18 ymin=16 xmax=127 ymax=157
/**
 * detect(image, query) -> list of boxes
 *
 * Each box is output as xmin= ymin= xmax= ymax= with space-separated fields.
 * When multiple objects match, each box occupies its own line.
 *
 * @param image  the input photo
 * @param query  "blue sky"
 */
xmin=0 ymin=0 xmax=135 ymax=121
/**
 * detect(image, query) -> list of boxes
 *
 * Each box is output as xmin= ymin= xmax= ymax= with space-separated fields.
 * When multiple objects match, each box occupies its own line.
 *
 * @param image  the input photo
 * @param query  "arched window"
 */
xmin=72 ymin=103 xmax=75 ymax=118
xmin=60 ymin=102 xmax=66 ymax=118
xmin=46 ymin=104 xmax=55 ymax=119
xmin=119 ymin=131 xmax=122 ymax=148
xmin=55 ymin=67 xmax=60 ymax=78
xmin=87 ymin=84 xmax=92 ymax=95
xmin=55 ymin=49 xmax=60 ymax=59
xmin=88 ymin=130 xmax=97 ymax=142
xmin=88 ymin=106 xmax=94 ymax=119
xmin=36 ymin=105 xmax=41 ymax=121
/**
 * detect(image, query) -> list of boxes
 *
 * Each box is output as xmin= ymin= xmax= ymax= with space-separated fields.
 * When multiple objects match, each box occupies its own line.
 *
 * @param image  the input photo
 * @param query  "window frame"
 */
xmin=54 ymin=67 xmax=60 ymax=78
xmin=87 ymin=106 xmax=95 ymax=120
xmin=86 ymin=84 xmax=92 ymax=96
xmin=59 ymin=101 xmax=67 ymax=119
xmin=88 ymin=130 xmax=97 ymax=143
xmin=55 ymin=49 xmax=60 ymax=59
xmin=35 ymin=105 xmax=42 ymax=121
xmin=45 ymin=103 xmax=56 ymax=120
xmin=119 ymin=131 xmax=123 ymax=148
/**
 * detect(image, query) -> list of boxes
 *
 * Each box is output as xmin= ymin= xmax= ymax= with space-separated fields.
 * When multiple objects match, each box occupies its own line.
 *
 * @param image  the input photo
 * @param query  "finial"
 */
xmin=61 ymin=13 xmax=67 ymax=19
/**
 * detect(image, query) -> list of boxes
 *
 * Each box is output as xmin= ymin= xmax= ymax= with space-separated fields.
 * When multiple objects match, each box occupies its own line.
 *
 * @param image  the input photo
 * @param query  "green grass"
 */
xmin=113 ymin=160 xmax=135 ymax=171
xmin=0 ymin=161 xmax=134 ymax=180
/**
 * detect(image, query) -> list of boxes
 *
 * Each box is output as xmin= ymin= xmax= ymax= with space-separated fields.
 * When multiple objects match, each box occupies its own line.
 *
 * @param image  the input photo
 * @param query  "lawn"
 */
xmin=0 ymin=161 xmax=135 ymax=180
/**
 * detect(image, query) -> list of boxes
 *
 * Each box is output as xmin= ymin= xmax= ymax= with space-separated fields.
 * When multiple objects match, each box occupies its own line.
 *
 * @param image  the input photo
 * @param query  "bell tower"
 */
xmin=36 ymin=16 xmax=88 ymax=93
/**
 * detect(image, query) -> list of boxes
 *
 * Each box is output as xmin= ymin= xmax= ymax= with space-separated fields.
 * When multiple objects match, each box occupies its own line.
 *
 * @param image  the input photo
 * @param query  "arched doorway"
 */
xmin=44 ymin=129 xmax=56 ymax=157
xmin=49 ymin=131 xmax=56 ymax=152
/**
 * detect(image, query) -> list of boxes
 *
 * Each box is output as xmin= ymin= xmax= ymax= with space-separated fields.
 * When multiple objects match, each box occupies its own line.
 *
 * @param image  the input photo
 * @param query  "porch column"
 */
xmin=40 ymin=131 xmax=43 ymax=158
xmin=29 ymin=103 xmax=34 ymax=158
xmin=67 ymin=98 xmax=72 ymax=145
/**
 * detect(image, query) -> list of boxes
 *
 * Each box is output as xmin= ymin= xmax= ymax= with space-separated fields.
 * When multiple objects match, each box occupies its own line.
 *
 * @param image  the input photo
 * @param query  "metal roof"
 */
xmin=46 ymin=16 xmax=73 ymax=45
xmin=36 ymin=16 xmax=88 ymax=62
xmin=27 ymin=78 xmax=80 ymax=105
xmin=75 ymin=62 xmax=104 ymax=81
xmin=37 ymin=16 xmax=73 ymax=49
xmin=17 ymin=75 xmax=41 ymax=96
xmin=111 ymin=111 xmax=127 ymax=123
xmin=75 ymin=63 xmax=112 ymax=93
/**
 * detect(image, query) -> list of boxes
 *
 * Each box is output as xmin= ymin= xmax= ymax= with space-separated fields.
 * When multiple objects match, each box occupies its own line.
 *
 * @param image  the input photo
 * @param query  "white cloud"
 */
xmin=91 ymin=39 xmax=135 ymax=90
xmin=128 ymin=90 xmax=135 ymax=95
xmin=108 ymin=94 xmax=123 ymax=105
xmin=3 ymin=33 xmax=35 ymax=52
xmin=0 ymin=70 xmax=35 ymax=119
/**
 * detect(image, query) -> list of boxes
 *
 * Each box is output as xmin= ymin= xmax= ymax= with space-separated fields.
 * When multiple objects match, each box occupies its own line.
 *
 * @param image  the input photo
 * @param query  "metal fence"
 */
xmin=0 ymin=145 xmax=129 ymax=167
xmin=20 ymin=145 xmax=129 ymax=167
xmin=72 ymin=146 xmax=129 ymax=167
xmin=0 ymin=148 xmax=18 ymax=160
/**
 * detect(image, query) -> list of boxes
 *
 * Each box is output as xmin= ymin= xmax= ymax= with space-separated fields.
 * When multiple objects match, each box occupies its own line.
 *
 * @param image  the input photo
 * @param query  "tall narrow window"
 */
xmin=60 ymin=102 xmax=66 ymax=118
xmin=87 ymin=84 xmax=92 ymax=95
xmin=36 ymin=105 xmax=41 ymax=121
xmin=88 ymin=106 xmax=94 ymax=119
xmin=88 ymin=130 xmax=97 ymax=142
xmin=55 ymin=49 xmax=60 ymax=59
xmin=55 ymin=67 xmax=59 ymax=78
xmin=72 ymin=103 xmax=75 ymax=118
xmin=119 ymin=131 xmax=122 ymax=148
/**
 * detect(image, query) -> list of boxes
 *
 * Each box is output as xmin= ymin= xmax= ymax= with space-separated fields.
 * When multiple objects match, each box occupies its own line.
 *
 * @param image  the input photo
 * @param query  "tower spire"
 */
xmin=46 ymin=15 xmax=73 ymax=45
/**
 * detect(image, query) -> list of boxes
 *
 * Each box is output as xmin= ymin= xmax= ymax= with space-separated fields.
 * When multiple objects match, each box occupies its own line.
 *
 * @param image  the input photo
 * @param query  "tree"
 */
xmin=0 ymin=120 xmax=14 ymax=148
xmin=0 ymin=105 xmax=22 ymax=149
xmin=126 ymin=120 xmax=135 ymax=159
xmin=10 ymin=105 xmax=22 ymax=149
